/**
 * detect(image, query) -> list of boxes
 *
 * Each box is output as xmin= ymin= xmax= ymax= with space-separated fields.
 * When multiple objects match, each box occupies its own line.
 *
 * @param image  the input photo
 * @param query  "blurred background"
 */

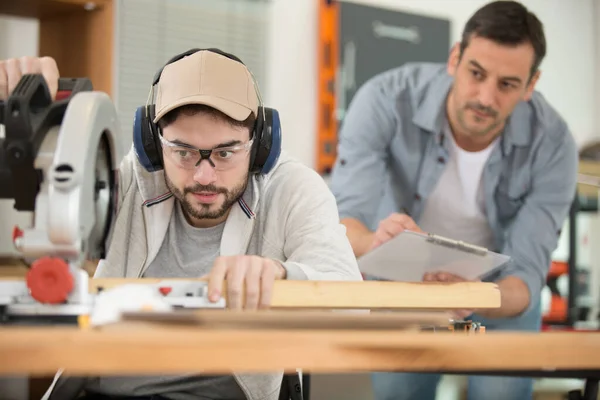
xmin=0 ymin=0 xmax=599 ymax=399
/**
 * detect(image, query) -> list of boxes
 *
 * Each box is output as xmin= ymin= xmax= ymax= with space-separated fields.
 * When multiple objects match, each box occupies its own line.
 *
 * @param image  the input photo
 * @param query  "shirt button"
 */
xmin=437 ymin=157 xmax=445 ymax=164
xmin=414 ymin=194 xmax=421 ymax=201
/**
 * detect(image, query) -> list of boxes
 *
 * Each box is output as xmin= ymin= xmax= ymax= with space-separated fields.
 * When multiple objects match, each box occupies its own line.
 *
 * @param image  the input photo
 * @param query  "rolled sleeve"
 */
xmin=329 ymin=77 xmax=397 ymax=228
xmin=499 ymin=129 xmax=578 ymax=315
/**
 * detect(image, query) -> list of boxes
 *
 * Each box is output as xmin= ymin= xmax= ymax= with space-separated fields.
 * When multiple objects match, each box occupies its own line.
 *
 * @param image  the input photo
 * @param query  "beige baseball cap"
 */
xmin=152 ymin=50 xmax=259 ymax=123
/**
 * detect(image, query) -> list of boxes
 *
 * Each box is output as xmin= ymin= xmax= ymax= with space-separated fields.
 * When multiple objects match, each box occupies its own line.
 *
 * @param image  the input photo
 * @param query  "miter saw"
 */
xmin=0 ymin=74 xmax=122 ymax=324
xmin=0 ymin=75 xmax=224 ymax=325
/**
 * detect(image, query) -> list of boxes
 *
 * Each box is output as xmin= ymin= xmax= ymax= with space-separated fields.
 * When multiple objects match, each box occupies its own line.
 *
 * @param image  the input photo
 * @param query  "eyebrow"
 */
xmin=169 ymin=139 xmax=243 ymax=149
xmin=468 ymin=60 xmax=523 ymax=84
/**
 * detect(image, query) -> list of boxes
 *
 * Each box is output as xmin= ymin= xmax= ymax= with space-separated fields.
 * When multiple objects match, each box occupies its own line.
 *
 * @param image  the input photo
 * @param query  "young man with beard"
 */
xmin=329 ymin=1 xmax=578 ymax=399
xmin=0 ymin=49 xmax=362 ymax=399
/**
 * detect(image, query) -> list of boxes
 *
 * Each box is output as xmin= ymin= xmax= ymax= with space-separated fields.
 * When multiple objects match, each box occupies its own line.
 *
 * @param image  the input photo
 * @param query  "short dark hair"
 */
xmin=460 ymin=1 xmax=546 ymax=79
xmin=157 ymin=104 xmax=256 ymax=134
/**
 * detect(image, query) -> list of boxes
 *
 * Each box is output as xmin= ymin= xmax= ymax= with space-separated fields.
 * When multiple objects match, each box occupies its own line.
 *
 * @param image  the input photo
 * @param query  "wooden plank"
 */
xmin=118 ymin=309 xmax=453 ymax=331
xmin=578 ymin=160 xmax=600 ymax=197
xmin=0 ymin=275 xmax=500 ymax=309
xmin=0 ymin=265 xmax=28 ymax=278
xmin=0 ymin=260 xmax=98 ymax=277
xmin=0 ymin=326 xmax=598 ymax=375
xmin=90 ymin=278 xmax=501 ymax=310
xmin=0 ymin=269 xmax=500 ymax=309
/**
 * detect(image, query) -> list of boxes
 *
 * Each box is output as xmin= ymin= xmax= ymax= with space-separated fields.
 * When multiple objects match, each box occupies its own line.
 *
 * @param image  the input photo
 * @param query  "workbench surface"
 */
xmin=1 ymin=324 xmax=598 ymax=376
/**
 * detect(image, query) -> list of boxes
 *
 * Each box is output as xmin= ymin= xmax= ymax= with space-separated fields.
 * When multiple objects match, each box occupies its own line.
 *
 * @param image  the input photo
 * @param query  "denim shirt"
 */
xmin=330 ymin=62 xmax=579 ymax=316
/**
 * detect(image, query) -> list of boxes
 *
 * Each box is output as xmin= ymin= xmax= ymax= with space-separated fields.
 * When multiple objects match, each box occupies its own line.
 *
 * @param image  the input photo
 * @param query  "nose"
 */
xmin=477 ymin=80 xmax=496 ymax=108
xmin=192 ymin=159 xmax=217 ymax=185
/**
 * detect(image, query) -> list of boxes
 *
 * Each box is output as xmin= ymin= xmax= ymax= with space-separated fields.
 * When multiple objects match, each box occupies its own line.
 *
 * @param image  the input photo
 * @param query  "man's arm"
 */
xmin=264 ymin=163 xmax=363 ymax=281
xmin=340 ymin=218 xmax=374 ymax=258
xmin=478 ymin=129 xmax=578 ymax=319
xmin=329 ymin=77 xmax=397 ymax=258
xmin=477 ymin=276 xmax=531 ymax=318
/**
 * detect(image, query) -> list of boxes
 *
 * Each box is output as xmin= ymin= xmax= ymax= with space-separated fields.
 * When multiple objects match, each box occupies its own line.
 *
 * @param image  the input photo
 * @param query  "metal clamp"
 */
xmin=426 ymin=233 xmax=488 ymax=256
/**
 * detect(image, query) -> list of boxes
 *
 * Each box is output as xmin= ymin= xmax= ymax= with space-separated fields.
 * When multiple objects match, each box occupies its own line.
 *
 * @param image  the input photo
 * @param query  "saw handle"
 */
xmin=0 ymin=75 xmax=92 ymax=209
xmin=0 ymin=77 xmax=92 ymax=125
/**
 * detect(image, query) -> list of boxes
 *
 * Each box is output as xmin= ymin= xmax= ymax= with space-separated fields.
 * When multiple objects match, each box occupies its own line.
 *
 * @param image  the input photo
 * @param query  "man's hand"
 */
xmin=0 ymin=56 xmax=59 ymax=100
xmin=370 ymin=212 xmax=423 ymax=251
xmin=423 ymin=271 xmax=476 ymax=320
xmin=423 ymin=272 xmax=531 ymax=319
xmin=206 ymin=255 xmax=287 ymax=310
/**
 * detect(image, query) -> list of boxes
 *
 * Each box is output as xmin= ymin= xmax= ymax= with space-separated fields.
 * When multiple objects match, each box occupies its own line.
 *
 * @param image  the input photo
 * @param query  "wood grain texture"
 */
xmin=0 ymin=259 xmax=98 ymax=277
xmin=119 ymin=309 xmax=453 ymax=331
xmin=0 ymin=274 xmax=500 ymax=309
xmin=0 ymin=325 xmax=598 ymax=376
xmin=90 ymin=278 xmax=501 ymax=310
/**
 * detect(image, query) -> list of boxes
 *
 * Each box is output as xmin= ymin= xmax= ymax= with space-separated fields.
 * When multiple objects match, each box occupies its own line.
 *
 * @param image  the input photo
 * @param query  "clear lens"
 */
xmin=160 ymin=135 xmax=253 ymax=171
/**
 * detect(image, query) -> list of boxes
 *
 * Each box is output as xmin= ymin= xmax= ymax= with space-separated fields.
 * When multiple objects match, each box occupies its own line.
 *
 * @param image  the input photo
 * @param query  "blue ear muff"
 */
xmin=133 ymin=106 xmax=154 ymax=172
xmin=249 ymin=106 xmax=281 ymax=176
xmin=260 ymin=108 xmax=281 ymax=175
xmin=133 ymin=105 xmax=164 ymax=172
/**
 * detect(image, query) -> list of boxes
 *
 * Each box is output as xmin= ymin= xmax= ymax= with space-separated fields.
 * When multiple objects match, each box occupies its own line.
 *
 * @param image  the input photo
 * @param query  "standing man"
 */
xmin=330 ymin=1 xmax=578 ymax=399
xmin=0 ymin=48 xmax=362 ymax=400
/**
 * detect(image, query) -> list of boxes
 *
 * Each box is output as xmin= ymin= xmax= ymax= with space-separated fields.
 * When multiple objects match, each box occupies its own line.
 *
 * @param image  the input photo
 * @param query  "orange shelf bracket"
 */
xmin=315 ymin=0 xmax=339 ymax=175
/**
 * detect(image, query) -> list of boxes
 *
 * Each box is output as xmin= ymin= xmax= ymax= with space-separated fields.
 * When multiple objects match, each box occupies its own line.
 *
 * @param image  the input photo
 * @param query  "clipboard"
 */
xmin=357 ymin=230 xmax=510 ymax=282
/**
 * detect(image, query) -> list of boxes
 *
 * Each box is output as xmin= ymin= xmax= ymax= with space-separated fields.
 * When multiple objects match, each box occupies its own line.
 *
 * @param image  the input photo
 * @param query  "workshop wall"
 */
xmin=1 ymin=1 xmax=595 ymax=171
xmin=0 ymin=15 xmax=38 ymax=59
xmin=266 ymin=0 xmax=598 ymax=169
xmin=112 ymin=0 xmax=270 ymax=153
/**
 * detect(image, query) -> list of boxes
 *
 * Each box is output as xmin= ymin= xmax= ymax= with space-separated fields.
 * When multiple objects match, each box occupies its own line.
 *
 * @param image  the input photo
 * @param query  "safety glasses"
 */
xmin=159 ymin=134 xmax=254 ymax=171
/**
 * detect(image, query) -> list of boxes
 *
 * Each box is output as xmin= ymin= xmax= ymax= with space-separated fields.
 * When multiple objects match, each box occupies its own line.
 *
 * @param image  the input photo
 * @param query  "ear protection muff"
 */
xmin=133 ymin=104 xmax=162 ymax=172
xmin=132 ymin=48 xmax=281 ymax=176
xmin=250 ymin=107 xmax=281 ymax=175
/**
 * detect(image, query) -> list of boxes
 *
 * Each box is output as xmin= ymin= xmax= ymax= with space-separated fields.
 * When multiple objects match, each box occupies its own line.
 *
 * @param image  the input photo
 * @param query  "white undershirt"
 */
xmin=418 ymin=123 xmax=498 ymax=249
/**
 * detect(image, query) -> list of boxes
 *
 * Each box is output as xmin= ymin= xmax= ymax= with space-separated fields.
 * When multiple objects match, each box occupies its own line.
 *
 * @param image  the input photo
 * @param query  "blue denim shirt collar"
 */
xmin=411 ymin=71 xmax=452 ymax=135
xmin=411 ymin=71 xmax=533 ymax=158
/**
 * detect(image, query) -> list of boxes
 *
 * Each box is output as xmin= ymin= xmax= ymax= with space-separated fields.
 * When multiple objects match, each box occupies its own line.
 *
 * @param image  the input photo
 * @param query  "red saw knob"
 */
xmin=26 ymin=257 xmax=74 ymax=304
xmin=159 ymin=287 xmax=172 ymax=296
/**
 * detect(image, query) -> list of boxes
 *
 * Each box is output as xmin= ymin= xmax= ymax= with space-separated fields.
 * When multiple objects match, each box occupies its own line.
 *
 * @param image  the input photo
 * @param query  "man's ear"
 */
xmin=523 ymin=70 xmax=541 ymax=101
xmin=447 ymin=42 xmax=461 ymax=76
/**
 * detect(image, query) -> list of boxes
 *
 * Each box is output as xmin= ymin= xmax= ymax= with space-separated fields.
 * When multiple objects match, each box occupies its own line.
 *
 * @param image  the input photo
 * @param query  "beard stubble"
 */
xmin=165 ymin=172 xmax=248 ymax=222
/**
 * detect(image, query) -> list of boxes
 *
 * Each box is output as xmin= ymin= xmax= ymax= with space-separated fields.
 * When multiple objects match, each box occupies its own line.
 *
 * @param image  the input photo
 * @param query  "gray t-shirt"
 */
xmin=85 ymin=201 xmax=246 ymax=400
xmin=144 ymin=200 xmax=224 ymax=278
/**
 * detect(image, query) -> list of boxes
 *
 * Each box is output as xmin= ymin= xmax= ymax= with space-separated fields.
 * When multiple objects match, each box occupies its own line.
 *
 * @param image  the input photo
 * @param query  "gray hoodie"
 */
xmin=42 ymin=147 xmax=363 ymax=400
